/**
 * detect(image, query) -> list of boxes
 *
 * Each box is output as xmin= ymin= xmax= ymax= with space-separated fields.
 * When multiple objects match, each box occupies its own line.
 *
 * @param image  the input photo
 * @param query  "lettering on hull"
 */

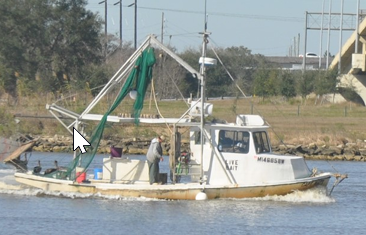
xmin=257 ymin=157 xmax=285 ymax=164
xmin=225 ymin=160 xmax=238 ymax=171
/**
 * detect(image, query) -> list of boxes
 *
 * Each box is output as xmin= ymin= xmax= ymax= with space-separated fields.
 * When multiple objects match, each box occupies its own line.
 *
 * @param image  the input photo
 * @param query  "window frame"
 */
xmin=218 ymin=130 xmax=250 ymax=154
xmin=252 ymin=131 xmax=271 ymax=154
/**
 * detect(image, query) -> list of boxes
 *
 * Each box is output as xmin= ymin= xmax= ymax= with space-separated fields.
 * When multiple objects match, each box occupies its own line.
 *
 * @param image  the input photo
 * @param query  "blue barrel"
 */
xmin=94 ymin=168 xmax=103 ymax=180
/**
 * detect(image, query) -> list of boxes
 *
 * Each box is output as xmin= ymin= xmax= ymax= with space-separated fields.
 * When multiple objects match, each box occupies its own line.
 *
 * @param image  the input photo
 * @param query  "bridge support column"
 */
xmin=339 ymin=74 xmax=366 ymax=106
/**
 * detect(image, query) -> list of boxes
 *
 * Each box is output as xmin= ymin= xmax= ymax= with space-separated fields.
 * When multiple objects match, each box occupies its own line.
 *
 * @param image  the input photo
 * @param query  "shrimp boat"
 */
xmin=13 ymin=31 xmax=342 ymax=200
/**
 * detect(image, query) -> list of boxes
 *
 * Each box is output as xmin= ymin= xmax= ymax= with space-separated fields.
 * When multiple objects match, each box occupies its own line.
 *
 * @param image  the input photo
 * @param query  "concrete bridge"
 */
xmin=329 ymin=17 xmax=366 ymax=106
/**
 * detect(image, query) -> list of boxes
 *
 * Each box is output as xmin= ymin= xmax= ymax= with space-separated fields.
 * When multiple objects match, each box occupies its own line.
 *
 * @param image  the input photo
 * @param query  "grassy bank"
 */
xmin=4 ymin=94 xmax=366 ymax=147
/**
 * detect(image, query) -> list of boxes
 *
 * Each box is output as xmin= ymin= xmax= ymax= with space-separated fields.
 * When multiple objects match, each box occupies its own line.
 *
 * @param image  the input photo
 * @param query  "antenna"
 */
xmin=204 ymin=0 xmax=208 ymax=31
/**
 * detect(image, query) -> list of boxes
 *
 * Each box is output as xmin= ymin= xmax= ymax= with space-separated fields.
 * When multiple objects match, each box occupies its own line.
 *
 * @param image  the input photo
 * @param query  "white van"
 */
xmin=299 ymin=52 xmax=319 ymax=58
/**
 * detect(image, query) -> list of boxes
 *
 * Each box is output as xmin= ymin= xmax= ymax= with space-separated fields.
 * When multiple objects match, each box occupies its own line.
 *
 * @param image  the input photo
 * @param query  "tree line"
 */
xmin=0 ymin=0 xmax=350 ymax=106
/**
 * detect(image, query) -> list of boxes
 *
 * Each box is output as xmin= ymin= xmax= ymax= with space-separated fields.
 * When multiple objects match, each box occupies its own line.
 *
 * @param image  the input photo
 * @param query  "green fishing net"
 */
xmin=46 ymin=47 xmax=156 ymax=180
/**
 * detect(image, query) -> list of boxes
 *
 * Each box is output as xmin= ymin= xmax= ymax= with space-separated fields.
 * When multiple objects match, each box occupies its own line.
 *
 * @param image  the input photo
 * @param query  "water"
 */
xmin=0 ymin=152 xmax=365 ymax=235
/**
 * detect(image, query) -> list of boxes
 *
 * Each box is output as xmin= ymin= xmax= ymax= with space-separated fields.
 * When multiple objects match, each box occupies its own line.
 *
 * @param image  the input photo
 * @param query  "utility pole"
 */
xmin=338 ymin=0 xmax=344 ymax=73
xmin=161 ymin=12 xmax=164 ymax=44
xmin=99 ymin=0 xmax=108 ymax=58
xmin=356 ymin=0 xmax=360 ymax=53
xmin=134 ymin=0 xmax=137 ymax=49
xmin=297 ymin=33 xmax=300 ymax=57
xmin=304 ymin=4 xmax=362 ymax=71
xmin=326 ymin=0 xmax=332 ymax=69
xmin=128 ymin=0 xmax=137 ymax=50
xmin=319 ymin=0 xmax=325 ymax=68
xmin=302 ymin=11 xmax=308 ymax=73
xmin=114 ymin=0 xmax=123 ymax=47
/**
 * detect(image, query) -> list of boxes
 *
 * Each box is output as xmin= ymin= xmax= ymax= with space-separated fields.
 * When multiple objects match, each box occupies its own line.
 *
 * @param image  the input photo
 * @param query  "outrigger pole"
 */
xmin=46 ymin=35 xmax=200 ymax=134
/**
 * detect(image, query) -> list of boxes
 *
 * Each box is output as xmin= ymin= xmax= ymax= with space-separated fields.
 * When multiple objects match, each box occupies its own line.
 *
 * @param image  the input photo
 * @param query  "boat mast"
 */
xmin=199 ymin=0 xmax=209 ymax=182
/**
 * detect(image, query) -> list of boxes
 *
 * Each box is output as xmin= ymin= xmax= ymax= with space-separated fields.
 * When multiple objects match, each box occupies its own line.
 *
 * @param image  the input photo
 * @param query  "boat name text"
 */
xmin=257 ymin=157 xmax=285 ymax=164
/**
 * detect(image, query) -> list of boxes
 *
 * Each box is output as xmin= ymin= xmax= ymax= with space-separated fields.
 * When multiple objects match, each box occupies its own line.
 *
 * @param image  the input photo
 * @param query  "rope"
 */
xmin=150 ymin=79 xmax=173 ymax=135
xmin=328 ymin=172 xmax=348 ymax=196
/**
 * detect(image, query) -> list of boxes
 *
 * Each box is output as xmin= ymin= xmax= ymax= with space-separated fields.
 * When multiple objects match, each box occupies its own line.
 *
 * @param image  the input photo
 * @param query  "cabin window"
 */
xmin=253 ymin=131 xmax=271 ymax=153
xmin=194 ymin=131 xmax=205 ymax=144
xmin=218 ymin=130 xmax=250 ymax=154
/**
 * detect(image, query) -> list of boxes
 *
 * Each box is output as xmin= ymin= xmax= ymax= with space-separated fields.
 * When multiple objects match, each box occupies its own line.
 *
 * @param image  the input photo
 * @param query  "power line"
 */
xmin=136 ymin=6 xmax=304 ymax=23
xmin=88 ymin=3 xmax=304 ymax=23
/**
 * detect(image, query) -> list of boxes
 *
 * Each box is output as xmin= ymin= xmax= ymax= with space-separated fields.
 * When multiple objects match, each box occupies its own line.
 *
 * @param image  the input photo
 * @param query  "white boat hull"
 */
xmin=14 ymin=172 xmax=331 ymax=200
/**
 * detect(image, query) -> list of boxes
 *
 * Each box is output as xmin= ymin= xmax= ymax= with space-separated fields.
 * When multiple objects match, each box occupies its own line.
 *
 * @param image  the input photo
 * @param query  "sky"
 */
xmin=87 ymin=0 xmax=365 ymax=56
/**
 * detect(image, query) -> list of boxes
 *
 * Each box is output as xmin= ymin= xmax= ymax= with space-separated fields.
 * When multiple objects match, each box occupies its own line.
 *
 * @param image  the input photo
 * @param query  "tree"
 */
xmin=266 ymin=70 xmax=280 ymax=96
xmin=44 ymin=0 xmax=103 ymax=94
xmin=279 ymin=71 xmax=296 ymax=99
xmin=253 ymin=60 xmax=279 ymax=99
xmin=210 ymin=46 xmax=257 ymax=97
xmin=297 ymin=71 xmax=316 ymax=101
xmin=178 ymin=45 xmax=259 ymax=98
xmin=178 ymin=48 xmax=202 ymax=98
xmin=253 ymin=66 xmax=269 ymax=98
xmin=0 ymin=0 xmax=103 ymax=100
xmin=314 ymin=69 xmax=338 ymax=96
xmin=82 ymin=65 xmax=111 ymax=97
xmin=0 ymin=0 xmax=48 ymax=99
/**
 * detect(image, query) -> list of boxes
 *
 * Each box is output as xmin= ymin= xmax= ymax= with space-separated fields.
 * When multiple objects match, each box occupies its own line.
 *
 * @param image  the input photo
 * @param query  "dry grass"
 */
xmin=8 ymin=94 xmax=366 ymax=146
xmin=215 ymin=97 xmax=366 ymax=146
xmin=147 ymin=97 xmax=366 ymax=146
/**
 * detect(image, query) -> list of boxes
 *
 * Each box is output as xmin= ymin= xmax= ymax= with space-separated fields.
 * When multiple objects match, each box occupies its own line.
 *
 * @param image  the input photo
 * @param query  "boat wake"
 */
xmin=0 ymin=183 xmax=160 ymax=201
xmin=30 ymin=191 xmax=161 ymax=201
xmin=244 ymin=187 xmax=335 ymax=203
xmin=0 ymin=187 xmax=163 ymax=201
xmin=0 ymin=167 xmax=32 ymax=193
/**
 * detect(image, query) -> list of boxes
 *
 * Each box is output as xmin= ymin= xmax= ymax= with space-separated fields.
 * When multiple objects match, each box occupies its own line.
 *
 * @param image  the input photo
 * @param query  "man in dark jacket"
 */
xmin=146 ymin=135 xmax=165 ymax=184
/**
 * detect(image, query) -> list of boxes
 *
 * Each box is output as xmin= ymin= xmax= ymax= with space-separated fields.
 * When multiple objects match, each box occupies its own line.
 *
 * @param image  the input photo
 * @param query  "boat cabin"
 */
xmin=184 ymin=114 xmax=313 ymax=186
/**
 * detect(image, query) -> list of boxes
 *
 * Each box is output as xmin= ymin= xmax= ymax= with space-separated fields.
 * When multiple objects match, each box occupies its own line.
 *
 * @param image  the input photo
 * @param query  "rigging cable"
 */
xmin=209 ymin=37 xmax=290 ymax=147
xmin=209 ymin=44 xmax=248 ymax=98
xmin=162 ymin=69 xmax=190 ymax=107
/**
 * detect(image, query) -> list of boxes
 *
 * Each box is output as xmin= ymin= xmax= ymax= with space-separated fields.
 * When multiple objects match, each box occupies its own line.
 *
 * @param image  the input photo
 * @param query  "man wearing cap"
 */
xmin=146 ymin=135 xmax=165 ymax=185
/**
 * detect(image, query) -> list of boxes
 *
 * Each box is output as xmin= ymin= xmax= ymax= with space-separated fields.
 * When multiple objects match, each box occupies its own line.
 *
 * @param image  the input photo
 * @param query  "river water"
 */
xmin=0 ymin=152 xmax=364 ymax=235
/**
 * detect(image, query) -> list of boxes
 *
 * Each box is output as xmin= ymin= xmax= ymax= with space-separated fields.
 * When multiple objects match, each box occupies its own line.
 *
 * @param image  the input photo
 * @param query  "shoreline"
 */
xmin=31 ymin=135 xmax=366 ymax=162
